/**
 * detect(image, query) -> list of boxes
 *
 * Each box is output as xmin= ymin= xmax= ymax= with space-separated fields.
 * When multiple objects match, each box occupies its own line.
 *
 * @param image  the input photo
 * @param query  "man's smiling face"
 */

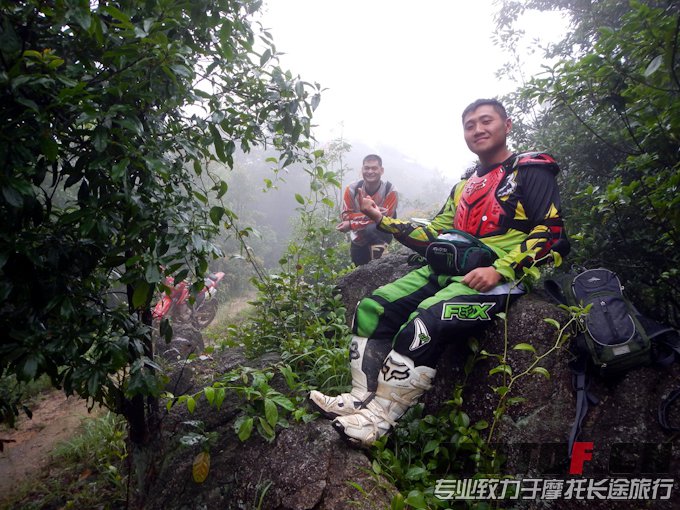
xmin=361 ymin=158 xmax=384 ymax=185
xmin=463 ymin=104 xmax=511 ymax=163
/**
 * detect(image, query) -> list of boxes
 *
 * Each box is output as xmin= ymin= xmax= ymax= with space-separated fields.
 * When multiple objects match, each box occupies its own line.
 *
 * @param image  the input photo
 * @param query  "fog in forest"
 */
xmin=214 ymin=139 xmax=460 ymax=269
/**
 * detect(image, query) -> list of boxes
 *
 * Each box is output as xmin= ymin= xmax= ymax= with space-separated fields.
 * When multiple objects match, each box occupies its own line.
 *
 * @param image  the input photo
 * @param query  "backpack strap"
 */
xmin=384 ymin=180 xmax=393 ymax=196
xmin=567 ymin=336 xmax=600 ymax=457
xmin=653 ymin=328 xmax=680 ymax=432
xmin=651 ymin=327 xmax=680 ymax=366
xmin=352 ymin=179 xmax=365 ymax=199
xmin=659 ymin=388 xmax=680 ymax=432
xmin=544 ymin=277 xmax=568 ymax=306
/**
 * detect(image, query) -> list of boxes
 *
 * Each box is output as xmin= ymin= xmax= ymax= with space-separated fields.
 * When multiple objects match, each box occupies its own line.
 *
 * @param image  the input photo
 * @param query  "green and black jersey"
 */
xmin=377 ymin=153 xmax=567 ymax=280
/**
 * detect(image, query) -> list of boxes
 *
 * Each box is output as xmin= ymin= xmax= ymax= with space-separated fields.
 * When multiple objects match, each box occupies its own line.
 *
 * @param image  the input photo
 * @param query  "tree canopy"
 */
xmin=499 ymin=0 xmax=680 ymax=325
xmin=0 ymin=0 xmax=320 ymax=436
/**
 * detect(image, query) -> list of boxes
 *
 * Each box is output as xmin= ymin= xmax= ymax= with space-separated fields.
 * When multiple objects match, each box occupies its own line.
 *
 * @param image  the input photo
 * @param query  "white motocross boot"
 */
xmin=331 ymin=351 xmax=435 ymax=447
xmin=309 ymin=336 xmax=389 ymax=419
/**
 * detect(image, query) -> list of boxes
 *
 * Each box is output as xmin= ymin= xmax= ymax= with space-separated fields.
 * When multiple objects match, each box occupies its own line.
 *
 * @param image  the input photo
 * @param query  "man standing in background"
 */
xmin=337 ymin=154 xmax=398 ymax=265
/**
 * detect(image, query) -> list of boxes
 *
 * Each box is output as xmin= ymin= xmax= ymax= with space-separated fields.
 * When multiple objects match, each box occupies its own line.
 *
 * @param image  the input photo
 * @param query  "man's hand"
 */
xmin=336 ymin=220 xmax=351 ymax=233
xmin=358 ymin=188 xmax=383 ymax=223
xmin=462 ymin=266 xmax=503 ymax=292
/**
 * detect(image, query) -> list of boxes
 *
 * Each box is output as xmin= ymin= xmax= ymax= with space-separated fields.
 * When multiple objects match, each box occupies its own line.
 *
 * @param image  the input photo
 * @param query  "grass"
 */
xmin=1 ymin=412 xmax=129 ymax=510
xmin=203 ymin=291 xmax=257 ymax=346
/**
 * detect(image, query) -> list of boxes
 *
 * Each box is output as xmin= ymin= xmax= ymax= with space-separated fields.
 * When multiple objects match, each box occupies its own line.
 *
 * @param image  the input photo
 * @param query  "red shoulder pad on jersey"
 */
xmin=514 ymin=152 xmax=559 ymax=174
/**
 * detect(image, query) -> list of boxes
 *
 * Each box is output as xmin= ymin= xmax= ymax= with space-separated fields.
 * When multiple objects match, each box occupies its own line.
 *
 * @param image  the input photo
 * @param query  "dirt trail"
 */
xmin=0 ymin=297 xmax=251 ymax=503
xmin=0 ymin=391 xmax=94 ymax=498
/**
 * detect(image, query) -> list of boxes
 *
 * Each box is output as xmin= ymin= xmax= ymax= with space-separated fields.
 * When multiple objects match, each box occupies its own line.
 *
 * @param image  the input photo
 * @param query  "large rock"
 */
xmin=154 ymin=322 xmax=205 ymax=362
xmin=338 ymin=252 xmax=680 ymax=509
xmin=145 ymin=347 xmax=395 ymax=510
xmin=146 ymin=252 xmax=680 ymax=509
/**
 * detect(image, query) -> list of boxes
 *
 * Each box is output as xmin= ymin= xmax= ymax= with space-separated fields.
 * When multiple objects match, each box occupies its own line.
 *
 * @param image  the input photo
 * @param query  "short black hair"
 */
xmin=461 ymin=99 xmax=508 ymax=123
xmin=362 ymin=154 xmax=382 ymax=167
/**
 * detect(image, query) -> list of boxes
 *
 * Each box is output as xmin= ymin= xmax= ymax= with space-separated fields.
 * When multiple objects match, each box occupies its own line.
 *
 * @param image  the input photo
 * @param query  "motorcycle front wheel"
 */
xmin=192 ymin=299 xmax=219 ymax=329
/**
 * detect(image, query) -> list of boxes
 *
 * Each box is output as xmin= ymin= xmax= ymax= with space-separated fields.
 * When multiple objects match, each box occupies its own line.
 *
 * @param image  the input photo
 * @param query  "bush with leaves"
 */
xmin=163 ymin=146 xmax=352 ymax=449
xmin=499 ymin=0 xmax=680 ymax=325
xmin=222 ymin=148 xmax=353 ymax=386
xmin=0 ymin=0 xmax=320 ymax=466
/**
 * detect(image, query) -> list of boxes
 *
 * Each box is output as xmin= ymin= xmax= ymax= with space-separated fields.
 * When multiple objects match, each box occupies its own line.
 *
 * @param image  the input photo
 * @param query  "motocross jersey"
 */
xmin=342 ymin=179 xmax=398 ymax=246
xmin=377 ymin=152 xmax=567 ymax=279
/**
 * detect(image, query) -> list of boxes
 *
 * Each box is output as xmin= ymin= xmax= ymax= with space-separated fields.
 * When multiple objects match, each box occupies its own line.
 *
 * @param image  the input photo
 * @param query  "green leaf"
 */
xmin=132 ymin=282 xmax=151 ymax=308
xmin=403 ymin=490 xmax=427 ymax=509
xmin=41 ymin=137 xmax=58 ymax=162
xmin=22 ymin=50 xmax=43 ymax=60
xmin=258 ymin=416 xmax=274 ymax=438
xmin=493 ymin=386 xmax=509 ymax=396
xmin=214 ymin=388 xmax=226 ymax=410
xmin=644 ymin=55 xmax=663 ymax=77
xmin=111 ymin=159 xmax=129 ymax=181
xmin=347 ymin=481 xmax=368 ymax=495
xmin=311 ymin=93 xmax=321 ymax=111
xmin=423 ymin=439 xmax=439 ymax=454
xmin=93 ymin=127 xmax=107 ymax=152
xmin=543 ymin=318 xmax=561 ymax=329
xmin=513 ymin=343 xmax=536 ymax=353
xmin=522 ymin=266 xmax=541 ymax=280
xmin=209 ymin=206 xmax=224 ymax=225
xmin=2 ymin=186 xmax=23 ymax=208
xmin=507 ymin=396 xmax=527 ymax=406
xmin=102 ymin=5 xmax=134 ymax=29
xmin=204 ymin=386 xmax=215 ymax=406
xmin=209 ymin=124 xmax=226 ymax=162
xmin=552 ymin=250 xmax=563 ymax=267
xmin=268 ymin=393 xmax=295 ymax=411
xmin=193 ymin=191 xmax=208 ymax=204
xmin=145 ymin=264 xmax=161 ymax=284
xmin=496 ymin=265 xmax=515 ymax=282
xmin=237 ymin=416 xmax=254 ymax=441
xmin=531 ymin=367 xmax=550 ymax=379
xmin=21 ymin=354 xmax=39 ymax=379
xmin=215 ymin=181 xmax=228 ymax=199
xmin=186 ymin=396 xmax=196 ymax=414
xmin=264 ymin=398 xmax=278 ymax=427
xmin=474 ymin=420 xmax=489 ymax=430
xmin=294 ymin=193 xmax=305 ymax=204
xmin=405 ymin=466 xmax=427 ymax=480
xmin=489 ymin=364 xmax=512 ymax=376
xmin=159 ymin=318 xmax=173 ymax=344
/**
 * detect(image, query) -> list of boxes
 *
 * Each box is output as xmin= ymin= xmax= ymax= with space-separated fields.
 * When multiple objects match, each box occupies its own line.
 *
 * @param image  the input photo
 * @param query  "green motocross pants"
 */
xmin=353 ymin=265 xmax=524 ymax=368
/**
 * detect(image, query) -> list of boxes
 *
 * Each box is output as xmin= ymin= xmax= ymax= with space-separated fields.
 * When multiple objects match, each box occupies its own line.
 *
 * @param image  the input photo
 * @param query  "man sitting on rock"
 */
xmin=310 ymin=98 xmax=569 ymax=447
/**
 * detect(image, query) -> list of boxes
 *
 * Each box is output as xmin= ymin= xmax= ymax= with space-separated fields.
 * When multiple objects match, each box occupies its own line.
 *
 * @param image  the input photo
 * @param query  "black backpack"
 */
xmin=544 ymin=267 xmax=680 ymax=455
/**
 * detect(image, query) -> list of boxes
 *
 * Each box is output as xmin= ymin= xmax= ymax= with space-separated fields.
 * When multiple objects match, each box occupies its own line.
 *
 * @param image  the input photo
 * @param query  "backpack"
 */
xmin=544 ymin=267 xmax=680 ymax=454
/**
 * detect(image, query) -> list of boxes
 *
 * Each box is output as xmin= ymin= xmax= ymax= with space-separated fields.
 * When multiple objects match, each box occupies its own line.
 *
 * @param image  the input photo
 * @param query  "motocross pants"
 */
xmin=353 ymin=265 xmax=524 ymax=368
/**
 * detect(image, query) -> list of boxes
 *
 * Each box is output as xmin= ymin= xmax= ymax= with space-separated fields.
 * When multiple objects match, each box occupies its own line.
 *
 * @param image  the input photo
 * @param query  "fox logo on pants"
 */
xmin=441 ymin=302 xmax=495 ymax=320
xmin=381 ymin=355 xmax=410 ymax=381
xmin=409 ymin=318 xmax=431 ymax=351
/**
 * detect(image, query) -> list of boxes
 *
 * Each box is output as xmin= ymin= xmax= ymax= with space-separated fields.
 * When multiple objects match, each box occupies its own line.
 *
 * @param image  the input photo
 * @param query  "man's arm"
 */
xmin=358 ymin=184 xmax=462 ymax=255
xmin=340 ymin=184 xmax=394 ymax=232
xmin=492 ymin=165 xmax=568 ymax=280
xmin=338 ymin=185 xmax=372 ymax=231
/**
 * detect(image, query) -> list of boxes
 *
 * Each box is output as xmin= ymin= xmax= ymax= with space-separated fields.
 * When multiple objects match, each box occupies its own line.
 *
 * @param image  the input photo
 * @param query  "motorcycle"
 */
xmin=152 ymin=272 xmax=225 ymax=329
